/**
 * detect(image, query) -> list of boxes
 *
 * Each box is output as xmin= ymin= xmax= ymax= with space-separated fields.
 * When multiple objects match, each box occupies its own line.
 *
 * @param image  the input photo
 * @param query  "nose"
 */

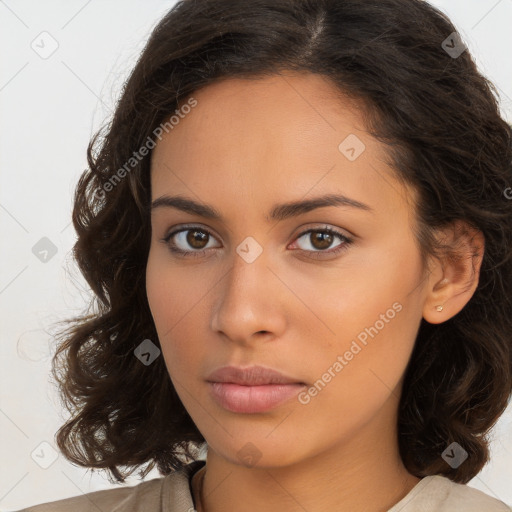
xmin=210 ymin=245 xmax=287 ymax=346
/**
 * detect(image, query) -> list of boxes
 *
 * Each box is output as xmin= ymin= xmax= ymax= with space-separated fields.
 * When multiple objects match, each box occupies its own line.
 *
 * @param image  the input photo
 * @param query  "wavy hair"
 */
xmin=50 ymin=0 xmax=512 ymax=484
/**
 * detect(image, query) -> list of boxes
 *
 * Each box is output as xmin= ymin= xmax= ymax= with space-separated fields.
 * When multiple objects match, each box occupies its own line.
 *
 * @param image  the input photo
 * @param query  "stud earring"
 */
xmin=435 ymin=305 xmax=443 ymax=312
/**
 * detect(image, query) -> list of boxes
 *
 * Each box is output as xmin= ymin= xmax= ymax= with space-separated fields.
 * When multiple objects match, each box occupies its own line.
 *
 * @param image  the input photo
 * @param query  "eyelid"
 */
xmin=290 ymin=222 xmax=355 ymax=241
xmin=163 ymin=223 xmax=221 ymax=244
xmin=163 ymin=222 xmax=354 ymax=241
xmin=161 ymin=222 xmax=354 ymax=258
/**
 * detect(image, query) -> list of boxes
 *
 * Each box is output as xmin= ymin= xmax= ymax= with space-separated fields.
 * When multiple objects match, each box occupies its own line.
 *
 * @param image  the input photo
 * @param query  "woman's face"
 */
xmin=146 ymin=71 xmax=430 ymax=467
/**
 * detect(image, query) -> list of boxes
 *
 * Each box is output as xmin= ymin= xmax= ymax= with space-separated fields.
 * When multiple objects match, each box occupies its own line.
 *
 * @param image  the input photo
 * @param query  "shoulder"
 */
xmin=390 ymin=474 xmax=512 ymax=512
xmin=434 ymin=476 xmax=512 ymax=512
xmin=15 ymin=476 xmax=166 ymax=512
xmin=15 ymin=460 xmax=205 ymax=512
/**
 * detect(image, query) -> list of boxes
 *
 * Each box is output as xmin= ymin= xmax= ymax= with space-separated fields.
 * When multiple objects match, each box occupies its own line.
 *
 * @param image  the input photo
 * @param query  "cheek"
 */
xmin=146 ymin=251 xmax=169 ymax=329
xmin=146 ymin=250 xmax=183 ymax=364
xmin=298 ymin=238 xmax=423 ymax=405
xmin=335 ymin=227 xmax=423 ymax=335
xmin=146 ymin=244 xmax=191 ymax=331
xmin=146 ymin=249 xmax=209 ymax=379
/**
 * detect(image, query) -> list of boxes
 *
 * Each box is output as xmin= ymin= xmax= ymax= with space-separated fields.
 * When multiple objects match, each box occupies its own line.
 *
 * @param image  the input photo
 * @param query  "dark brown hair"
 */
xmin=51 ymin=0 xmax=512 ymax=484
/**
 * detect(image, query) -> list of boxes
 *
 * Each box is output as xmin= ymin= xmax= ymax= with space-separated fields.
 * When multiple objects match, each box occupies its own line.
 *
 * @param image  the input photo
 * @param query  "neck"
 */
xmin=194 ymin=395 xmax=421 ymax=512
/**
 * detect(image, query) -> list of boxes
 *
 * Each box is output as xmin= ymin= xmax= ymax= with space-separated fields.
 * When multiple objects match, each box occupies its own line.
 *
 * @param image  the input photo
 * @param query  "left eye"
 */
xmin=162 ymin=226 xmax=353 ymax=258
xmin=292 ymin=228 xmax=350 ymax=253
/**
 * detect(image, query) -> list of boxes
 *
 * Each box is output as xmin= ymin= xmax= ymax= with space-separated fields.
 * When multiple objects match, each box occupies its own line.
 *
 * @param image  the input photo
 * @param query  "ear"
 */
xmin=423 ymin=220 xmax=485 ymax=324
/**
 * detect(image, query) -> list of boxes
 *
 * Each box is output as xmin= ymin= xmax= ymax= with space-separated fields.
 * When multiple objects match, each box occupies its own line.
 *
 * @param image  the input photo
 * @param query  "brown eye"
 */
xmin=294 ymin=228 xmax=344 ymax=252
xmin=163 ymin=226 xmax=220 ymax=256
xmin=187 ymin=229 xmax=210 ymax=249
xmin=162 ymin=224 xmax=353 ymax=260
xmin=309 ymin=231 xmax=334 ymax=250
xmin=290 ymin=226 xmax=354 ymax=260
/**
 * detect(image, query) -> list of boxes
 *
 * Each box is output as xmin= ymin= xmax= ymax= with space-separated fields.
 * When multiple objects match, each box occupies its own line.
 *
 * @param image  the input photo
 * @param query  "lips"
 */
xmin=205 ymin=365 xmax=305 ymax=386
xmin=205 ymin=365 xmax=307 ymax=413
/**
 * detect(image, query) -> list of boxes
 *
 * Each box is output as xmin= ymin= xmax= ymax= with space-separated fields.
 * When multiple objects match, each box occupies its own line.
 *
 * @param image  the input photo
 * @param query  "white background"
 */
xmin=1 ymin=1 xmax=511 ymax=510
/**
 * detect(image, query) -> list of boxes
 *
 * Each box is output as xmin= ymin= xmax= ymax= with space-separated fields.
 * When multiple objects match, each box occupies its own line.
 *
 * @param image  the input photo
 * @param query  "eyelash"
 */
xmin=161 ymin=224 xmax=354 ymax=260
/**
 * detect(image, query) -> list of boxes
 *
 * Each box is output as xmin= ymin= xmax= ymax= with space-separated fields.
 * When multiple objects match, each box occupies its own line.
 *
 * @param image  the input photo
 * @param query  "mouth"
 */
xmin=205 ymin=365 xmax=307 ymax=413
xmin=207 ymin=382 xmax=306 ymax=413
xmin=206 ymin=364 xmax=306 ymax=386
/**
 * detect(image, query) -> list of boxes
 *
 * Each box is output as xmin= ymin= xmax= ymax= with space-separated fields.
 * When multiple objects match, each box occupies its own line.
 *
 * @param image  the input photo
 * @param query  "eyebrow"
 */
xmin=150 ymin=193 xmax=374 ymax=222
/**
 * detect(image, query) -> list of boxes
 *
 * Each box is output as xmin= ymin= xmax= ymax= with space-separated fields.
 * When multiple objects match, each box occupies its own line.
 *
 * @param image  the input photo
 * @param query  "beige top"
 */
xmin=16 ymin=460 xmax=512 ymax=512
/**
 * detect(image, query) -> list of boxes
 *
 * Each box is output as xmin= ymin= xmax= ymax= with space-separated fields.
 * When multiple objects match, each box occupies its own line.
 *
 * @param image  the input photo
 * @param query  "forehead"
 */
xmin=150 ymin=71 xmax=413 ymax=221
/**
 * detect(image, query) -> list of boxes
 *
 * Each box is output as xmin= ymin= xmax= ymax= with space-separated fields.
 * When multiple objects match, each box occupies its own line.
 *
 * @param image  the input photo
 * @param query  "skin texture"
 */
xmin=146 ymin=71 xmax=484 ymax=512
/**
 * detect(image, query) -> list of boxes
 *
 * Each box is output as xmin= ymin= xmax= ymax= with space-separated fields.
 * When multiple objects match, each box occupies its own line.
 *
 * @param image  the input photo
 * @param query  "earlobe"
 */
xmin=423 ymin=275 xmax=453 ymax=324
xmin=422 ymin=221 xmax=485 ymax=325
xmin=433 ymin=278 xmax=449 ymax=313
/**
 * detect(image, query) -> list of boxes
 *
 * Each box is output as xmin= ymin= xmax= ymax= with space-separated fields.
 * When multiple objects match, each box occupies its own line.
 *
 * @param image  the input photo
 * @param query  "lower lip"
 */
xmin=208 ymin=382 xmax=306 ymax=413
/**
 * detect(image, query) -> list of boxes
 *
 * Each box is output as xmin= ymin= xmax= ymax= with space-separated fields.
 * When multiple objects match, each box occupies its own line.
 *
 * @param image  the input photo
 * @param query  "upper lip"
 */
xmin=206 ymin=365 xmax=305 ymax=386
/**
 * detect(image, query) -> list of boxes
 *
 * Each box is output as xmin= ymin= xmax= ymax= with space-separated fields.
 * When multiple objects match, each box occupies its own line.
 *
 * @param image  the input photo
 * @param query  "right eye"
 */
xmin=162 ymin=226 xmax=221 ymax=257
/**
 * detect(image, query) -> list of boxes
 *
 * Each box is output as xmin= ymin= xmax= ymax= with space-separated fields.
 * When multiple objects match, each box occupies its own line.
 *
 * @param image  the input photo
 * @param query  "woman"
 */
xmin=18 ymin=0 xmax=512 ymax=510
